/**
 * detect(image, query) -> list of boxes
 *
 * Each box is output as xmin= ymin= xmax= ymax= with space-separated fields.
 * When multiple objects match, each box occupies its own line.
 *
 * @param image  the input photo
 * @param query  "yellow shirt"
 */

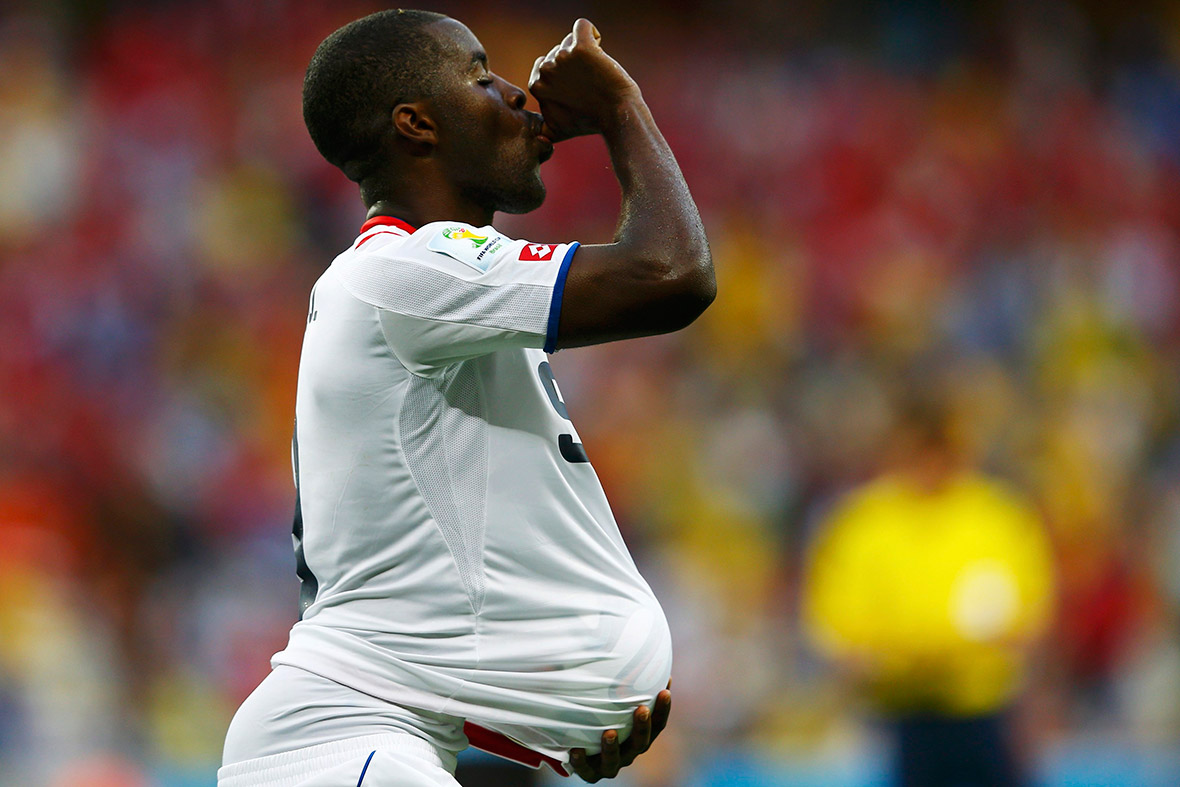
xmin=803 ymin=473 xmax=1054 ymax=716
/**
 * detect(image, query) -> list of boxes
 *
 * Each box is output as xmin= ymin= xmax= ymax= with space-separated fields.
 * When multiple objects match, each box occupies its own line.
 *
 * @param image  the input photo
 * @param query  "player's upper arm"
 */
xmin=553 ymin=237 xmax=716 ymax=349
xmin=335 ymin=221 xmax=577 ymax=375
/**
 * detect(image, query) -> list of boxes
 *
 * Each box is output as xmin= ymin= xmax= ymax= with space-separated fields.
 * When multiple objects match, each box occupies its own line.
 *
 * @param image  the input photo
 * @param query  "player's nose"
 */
xmin=498 ymin=75 xmax=527 ymax=110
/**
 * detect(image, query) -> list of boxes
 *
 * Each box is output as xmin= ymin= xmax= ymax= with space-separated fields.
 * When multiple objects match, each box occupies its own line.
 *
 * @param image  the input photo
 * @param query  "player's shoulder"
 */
xmin=407 ymin=221 xmax=520 ymax=274
xmin=380 ymin=220 xmax=572 ymax=276
xmin=339 ymin=219 xmax=574 ymax=291
xmin=341 ymin=220 xmax=518 ymax=273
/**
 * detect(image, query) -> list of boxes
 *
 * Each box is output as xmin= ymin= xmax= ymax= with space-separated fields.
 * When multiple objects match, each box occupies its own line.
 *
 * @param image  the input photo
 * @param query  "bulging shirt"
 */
xmin=270 ymin=216 xmax=673 ymax=765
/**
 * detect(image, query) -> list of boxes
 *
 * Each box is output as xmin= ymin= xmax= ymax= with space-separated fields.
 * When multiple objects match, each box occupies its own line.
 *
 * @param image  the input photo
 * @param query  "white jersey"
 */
xmin=271 ymin=216 xmax=672 ymax=764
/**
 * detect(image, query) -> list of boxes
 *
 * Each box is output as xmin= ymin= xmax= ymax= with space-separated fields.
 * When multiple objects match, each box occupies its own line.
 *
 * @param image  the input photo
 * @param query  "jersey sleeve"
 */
xmin=336 ymin=221 xmax=579 ymax=376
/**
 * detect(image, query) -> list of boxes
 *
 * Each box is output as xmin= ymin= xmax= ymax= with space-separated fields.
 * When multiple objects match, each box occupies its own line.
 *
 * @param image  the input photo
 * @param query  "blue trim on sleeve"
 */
xmin=544 ymin=242 xmax=579 ymax=353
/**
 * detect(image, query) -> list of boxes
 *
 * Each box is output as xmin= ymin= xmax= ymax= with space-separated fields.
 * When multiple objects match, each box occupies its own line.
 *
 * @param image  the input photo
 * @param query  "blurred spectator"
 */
xmin=803 ymin=391 xmax=1055 ymax=786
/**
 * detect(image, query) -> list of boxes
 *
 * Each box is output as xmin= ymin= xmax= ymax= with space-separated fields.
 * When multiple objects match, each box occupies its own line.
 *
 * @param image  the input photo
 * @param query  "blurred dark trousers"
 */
xmin=891 ymin=712 xmax=1023 ymax=787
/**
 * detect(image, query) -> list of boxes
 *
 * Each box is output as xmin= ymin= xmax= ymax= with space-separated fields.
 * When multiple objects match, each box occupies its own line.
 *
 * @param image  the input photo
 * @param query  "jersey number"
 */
xmin=291 ymin=366 xmax=584 ymax=615
xmin=537 ymin=361 xmax=589 ymax=463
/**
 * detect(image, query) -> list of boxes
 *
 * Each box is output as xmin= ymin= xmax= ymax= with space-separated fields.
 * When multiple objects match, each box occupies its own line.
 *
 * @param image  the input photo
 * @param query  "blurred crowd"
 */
xmin=1 ymin=0 xmax=1179 ymax=784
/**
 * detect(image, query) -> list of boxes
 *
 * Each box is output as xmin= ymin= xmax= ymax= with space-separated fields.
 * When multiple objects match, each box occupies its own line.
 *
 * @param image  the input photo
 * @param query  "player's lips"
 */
xmin=526 ymin=114 xmax=554 ymax=162
xmin=536 ymin=135 xmax=554 ymax=162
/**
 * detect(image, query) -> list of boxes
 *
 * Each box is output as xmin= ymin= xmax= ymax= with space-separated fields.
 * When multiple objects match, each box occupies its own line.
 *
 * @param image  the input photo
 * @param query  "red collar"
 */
xmin=359 ymin=216 xmax=416 ymax=234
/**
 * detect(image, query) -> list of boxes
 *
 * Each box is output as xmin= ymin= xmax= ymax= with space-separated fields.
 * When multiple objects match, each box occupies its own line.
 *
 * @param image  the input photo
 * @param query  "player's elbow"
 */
xmin=666 ymin=267 xmax=716 ymax=330
xmin=647 ymin=249 xmax=715 ymax=331
xmin=689 ymin=255 xmax=718 ymax=312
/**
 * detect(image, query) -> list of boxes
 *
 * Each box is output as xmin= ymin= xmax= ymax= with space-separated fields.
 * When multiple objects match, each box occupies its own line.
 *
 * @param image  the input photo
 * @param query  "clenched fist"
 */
xmin=528 ymin=19 xmax=643 ymax=143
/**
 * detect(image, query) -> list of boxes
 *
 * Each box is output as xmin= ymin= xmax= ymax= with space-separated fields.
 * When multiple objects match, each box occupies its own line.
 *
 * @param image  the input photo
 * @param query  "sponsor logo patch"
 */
xmin=427 ymin=223 xmax=507 ymax=271
xmin=520 ymin=243 xmax=558 ymax=262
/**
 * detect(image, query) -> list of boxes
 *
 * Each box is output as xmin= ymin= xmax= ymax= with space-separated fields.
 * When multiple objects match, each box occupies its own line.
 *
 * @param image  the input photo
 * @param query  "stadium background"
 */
xmin=2 ymin=0 xmax=1179 ymax=784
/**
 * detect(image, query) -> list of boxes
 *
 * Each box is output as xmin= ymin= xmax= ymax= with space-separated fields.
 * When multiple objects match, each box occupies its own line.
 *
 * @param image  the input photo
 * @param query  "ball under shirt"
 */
xmin=270 ymin=217 xmax=673 ymax=766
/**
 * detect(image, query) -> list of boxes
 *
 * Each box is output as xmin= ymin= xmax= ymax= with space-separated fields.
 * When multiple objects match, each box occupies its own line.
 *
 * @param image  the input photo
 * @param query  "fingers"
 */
xmin=567 ymin=694 xmax=667 ymax=783
xmin=650 ymin=688 xmax=672 ymax=741
xmin=572 ymin=18 xmax=601 ymax=47
xmin=626 ymin=704 xmax=653 ymax=755
xmin=529 ymin=38 xmax=566 ymax=92
xmin=599 ymin=729 xmax=621 ymax=779
xmin=569 ymin=748 xmax=597 ymax=783
xmin=530 ymin=18 xmax=605 ymax=94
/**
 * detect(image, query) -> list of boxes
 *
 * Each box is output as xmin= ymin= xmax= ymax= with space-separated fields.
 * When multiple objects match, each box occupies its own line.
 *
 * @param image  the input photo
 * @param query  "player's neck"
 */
xmin=363 ymin=165 xmax=494 ymax=229
xmin=365 ymin=198 xmax=494 ymax=230
xmin=361 ymin=157 xmax=497 ymax=228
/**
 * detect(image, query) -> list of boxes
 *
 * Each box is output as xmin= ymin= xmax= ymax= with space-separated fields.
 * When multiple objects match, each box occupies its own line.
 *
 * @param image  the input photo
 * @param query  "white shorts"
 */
xmin=219 ymin=666 xmax=466 ymax=787
xmin=216 ymin=732 xmax=459 ymax=787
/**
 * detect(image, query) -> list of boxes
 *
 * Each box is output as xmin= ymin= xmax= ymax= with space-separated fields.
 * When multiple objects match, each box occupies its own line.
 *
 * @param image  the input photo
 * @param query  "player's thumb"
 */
xmin=572 ymin=18 xmax=601 ymax=48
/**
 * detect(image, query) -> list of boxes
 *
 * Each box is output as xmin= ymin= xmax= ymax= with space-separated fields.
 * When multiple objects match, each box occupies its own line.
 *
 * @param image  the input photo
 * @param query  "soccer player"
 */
xmin=218 ymin=9 xmax=714 ymax=787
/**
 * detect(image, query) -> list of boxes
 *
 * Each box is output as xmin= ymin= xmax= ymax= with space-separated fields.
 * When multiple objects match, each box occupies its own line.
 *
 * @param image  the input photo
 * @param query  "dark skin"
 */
xmin=569 ymin=682 xmax=673 ymax=782
xmin=366 ymin=17 xmax=714 ymax=350
xmin=363 ymin=16 xmax=703 ymax=781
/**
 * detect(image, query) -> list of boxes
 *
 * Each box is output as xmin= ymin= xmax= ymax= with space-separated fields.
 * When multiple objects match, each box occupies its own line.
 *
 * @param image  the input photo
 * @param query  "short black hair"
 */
xmin=303 ymin=9 xmax=448 ymax=181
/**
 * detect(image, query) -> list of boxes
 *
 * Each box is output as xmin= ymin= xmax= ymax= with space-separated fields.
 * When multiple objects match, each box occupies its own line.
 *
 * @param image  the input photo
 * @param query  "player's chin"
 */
xmin=495 ymin=174 xmax=546 ymax=215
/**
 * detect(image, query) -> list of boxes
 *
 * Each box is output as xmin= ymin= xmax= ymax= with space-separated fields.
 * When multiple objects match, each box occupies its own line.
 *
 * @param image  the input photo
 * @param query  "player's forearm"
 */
xmin=602 ymin=99 xmax=715 ymax=317
xmin=532 ymin=20 xmax=715 ymax=346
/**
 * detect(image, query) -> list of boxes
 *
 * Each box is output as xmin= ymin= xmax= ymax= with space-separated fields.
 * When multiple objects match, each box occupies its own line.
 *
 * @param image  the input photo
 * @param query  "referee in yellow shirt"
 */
xmin=803 ymin=398 xmax=1055 ymax=787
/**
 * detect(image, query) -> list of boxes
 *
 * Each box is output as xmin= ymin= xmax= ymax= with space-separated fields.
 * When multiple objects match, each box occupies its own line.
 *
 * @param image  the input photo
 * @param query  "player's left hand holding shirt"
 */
xmin=337 ymin=219 xmax=578 ymax=374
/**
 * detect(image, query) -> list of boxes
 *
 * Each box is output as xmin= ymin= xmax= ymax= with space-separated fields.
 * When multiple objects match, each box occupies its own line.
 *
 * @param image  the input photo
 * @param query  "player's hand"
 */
xmin=528 ymin=18 xmax=642 ymax=143
xmin=568 ymin=684 xmax=671 ymax=783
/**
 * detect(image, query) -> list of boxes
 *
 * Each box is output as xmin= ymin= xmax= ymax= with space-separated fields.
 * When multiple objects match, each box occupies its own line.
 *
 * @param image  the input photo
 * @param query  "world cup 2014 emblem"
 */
xmin=442 ymin=227 xmax=488 ymax=247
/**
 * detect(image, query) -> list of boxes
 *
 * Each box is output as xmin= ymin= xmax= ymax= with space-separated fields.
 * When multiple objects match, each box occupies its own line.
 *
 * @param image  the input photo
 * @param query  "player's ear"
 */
xmin=392 ymin=102 xmax=437 ymax=154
